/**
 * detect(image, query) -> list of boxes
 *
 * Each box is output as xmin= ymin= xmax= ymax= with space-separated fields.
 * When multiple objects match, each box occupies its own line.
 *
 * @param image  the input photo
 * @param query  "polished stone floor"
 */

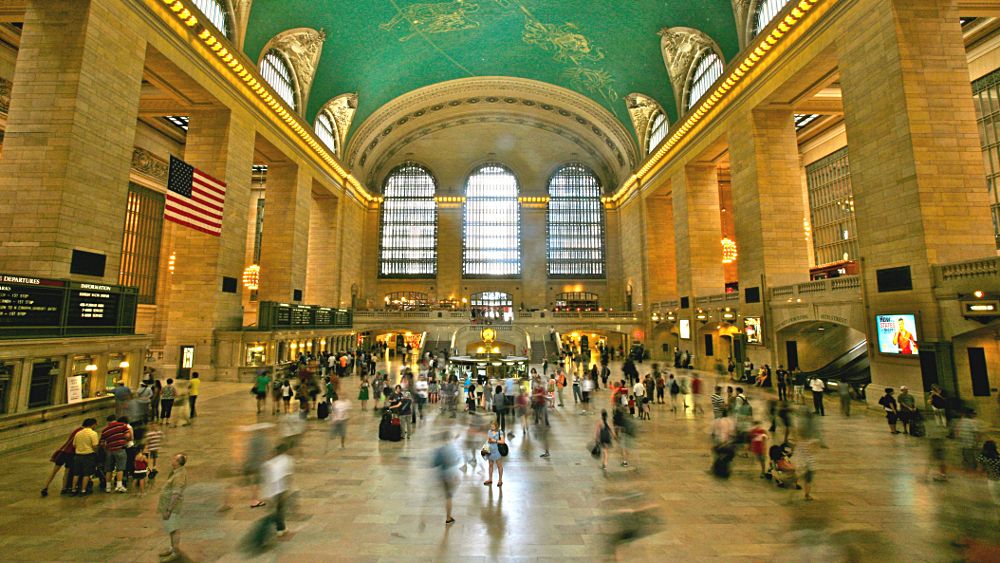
xmin=5 ymin=359 xmax=1000 ymax=562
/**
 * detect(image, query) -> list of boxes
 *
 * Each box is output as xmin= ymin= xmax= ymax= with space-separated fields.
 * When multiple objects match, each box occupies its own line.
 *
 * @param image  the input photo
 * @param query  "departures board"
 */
xmin=0 ymin=273 xmax=138 ymax=338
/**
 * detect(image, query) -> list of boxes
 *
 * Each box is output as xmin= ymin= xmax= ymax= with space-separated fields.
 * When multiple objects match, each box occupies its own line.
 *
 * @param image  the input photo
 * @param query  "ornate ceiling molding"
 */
xmin=230 ymin=0 xmax=253 ymax=50
xmin=624 ymin=93 xmax=665 ymax=154
xmin=259 ymin=27 xmax=326 ymax=113
xmin=363 ymin=112 xmax=616 ymax=191
xmin=316 ymin=93 xmax=358 ymax=155
xmin=658 ymin=27 xmax=724 ymax=116
xmin=731 ymin=0 xmax=754 ymax=50
xmin=346 ymin=76 xmax=638 ymax=187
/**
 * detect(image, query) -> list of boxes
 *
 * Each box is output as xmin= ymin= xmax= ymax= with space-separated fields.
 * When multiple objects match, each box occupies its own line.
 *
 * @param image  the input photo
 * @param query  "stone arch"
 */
xmin=315 ymin=93 xmax=359 ymax=156
xmin=658 ymin=27 xmax=725 ymax=117
xmin=258 ymin=27 xmax=326 ymax=113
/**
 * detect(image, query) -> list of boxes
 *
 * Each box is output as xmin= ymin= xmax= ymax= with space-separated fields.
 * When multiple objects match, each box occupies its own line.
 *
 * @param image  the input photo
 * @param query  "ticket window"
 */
xmin=246 ymin=343 xmax=267 ymax=367
xmin=71 ymin=356 xmax=95 ymax=400
xmin=0 ymin=362 xmax=13 ymax=415
xmin=107 ymin=353 xmax=126 ymax=392
xmin=28 ymin=360 xmax=60 ymax=409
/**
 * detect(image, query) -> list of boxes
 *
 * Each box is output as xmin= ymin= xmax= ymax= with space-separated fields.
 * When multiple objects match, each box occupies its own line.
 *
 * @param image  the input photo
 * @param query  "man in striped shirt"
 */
xmin=145 ymin=422 xmax=164 ymax=478
xmin=100 ymin=415 xmax=132 ymax=493
xmin=711 ymin=386 xmax=726 ymax=419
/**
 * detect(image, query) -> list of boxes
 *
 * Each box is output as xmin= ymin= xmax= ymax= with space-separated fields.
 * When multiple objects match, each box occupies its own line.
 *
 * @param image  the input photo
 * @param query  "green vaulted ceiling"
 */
xmin=244 ymin=0 xmax=740 ymax=141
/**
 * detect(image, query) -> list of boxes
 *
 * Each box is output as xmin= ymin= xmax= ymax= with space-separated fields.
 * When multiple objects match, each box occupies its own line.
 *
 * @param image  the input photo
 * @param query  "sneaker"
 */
xmin=621 ymin=461 xmax=629 ymax=467
xmin=540 ymin=452 xmax=550 ymax=458
xmin=105 ymin=484 xmax=112 ymax=493
xmin=276 ymin=529 xmax=288 ymax=538
xmin=40 ymin=488 xmax=48 ymax=497
xmin=116 ymin=485 xmax=128 ymax=493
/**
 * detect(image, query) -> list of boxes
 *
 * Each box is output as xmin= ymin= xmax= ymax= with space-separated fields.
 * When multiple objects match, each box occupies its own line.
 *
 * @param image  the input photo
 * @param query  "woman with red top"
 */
xmin=41 ymin=423 xmax=83 ymax=497
xmin=748 ymin=420 xmax=769 ymax=478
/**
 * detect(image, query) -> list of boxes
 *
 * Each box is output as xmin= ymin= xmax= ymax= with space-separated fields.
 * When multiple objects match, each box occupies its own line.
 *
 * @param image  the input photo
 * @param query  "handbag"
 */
xmin=590 ymin=442 xmax=601 ymax=459
xmin=480 ymin=442 xmax=490 ymax=459
xmin=498 ymin=442 xmax=509 ymax=457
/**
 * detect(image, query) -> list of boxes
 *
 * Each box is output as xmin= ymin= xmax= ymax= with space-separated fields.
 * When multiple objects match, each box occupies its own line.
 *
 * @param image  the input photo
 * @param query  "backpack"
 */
xmin=670 ymin=380 xmax=680 ymax=394
xmin=736 ymin=396 xmax=753 ymax=417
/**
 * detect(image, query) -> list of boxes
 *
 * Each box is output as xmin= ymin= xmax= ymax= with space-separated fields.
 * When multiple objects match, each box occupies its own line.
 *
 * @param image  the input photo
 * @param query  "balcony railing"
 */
xmin=770 ymin=275 xmax=861 ymax=299
xmin=936 ymin=256 xmax=999 ymax=282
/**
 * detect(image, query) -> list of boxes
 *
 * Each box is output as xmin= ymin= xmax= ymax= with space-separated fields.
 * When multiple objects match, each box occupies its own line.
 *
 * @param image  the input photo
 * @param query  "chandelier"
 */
xmin=721 ymin=237 xmax=738 ymax=264
xmin=242 ymin=264 xmax=261 ymax=291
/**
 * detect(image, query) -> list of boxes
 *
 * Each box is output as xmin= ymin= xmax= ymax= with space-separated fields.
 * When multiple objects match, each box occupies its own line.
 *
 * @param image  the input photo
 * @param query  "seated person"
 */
xmin=769 ymin=444 xmax=801 ymax=489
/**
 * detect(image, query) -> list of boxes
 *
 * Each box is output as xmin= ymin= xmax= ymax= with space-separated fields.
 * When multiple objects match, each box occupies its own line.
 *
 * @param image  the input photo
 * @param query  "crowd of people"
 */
xmin=36 ymin=345 xmax=1000 ymax=559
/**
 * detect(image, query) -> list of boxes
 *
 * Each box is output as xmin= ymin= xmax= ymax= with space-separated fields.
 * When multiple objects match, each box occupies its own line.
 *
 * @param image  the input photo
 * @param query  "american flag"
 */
xmin=165 ymin=156 xmax=226 ymax=236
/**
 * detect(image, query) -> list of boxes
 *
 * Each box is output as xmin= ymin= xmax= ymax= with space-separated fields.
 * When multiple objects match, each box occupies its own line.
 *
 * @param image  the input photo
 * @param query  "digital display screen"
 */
xmin=744 ymin=317 xmax=762 ymax=344
xmin=679 ymin=319 xmax=691 ymax=340
xmin=0 ymin=281 xmax=64 ymax=326
xmin=0 ymin=273 xmax=136 ymax=338
xmin=66 ymin=283 xmax=119 ymax=327
xmin=876 ymin=314 xmax=919 ymax=355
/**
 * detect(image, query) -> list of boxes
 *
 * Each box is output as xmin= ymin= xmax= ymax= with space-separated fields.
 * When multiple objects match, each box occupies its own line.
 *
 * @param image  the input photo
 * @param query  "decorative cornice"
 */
xmin=131 ymin=147 xmax=169 ymax=183
xmin=613 ymin=0 xmax=825 ymax=205
xmin=259 ymin=27 xmax=326 ymax=113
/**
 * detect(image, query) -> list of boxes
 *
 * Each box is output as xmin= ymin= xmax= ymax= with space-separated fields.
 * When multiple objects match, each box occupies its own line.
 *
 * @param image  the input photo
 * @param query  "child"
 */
xmin=132 ymin=450 xmax=149 ymax=496
xmin=429 ymin=376 xmax=440 ymax=404
xmin=628 ymin=394 xmax=636 ymax=417
xmin=144 ymin=422 xmax=163 ymax=479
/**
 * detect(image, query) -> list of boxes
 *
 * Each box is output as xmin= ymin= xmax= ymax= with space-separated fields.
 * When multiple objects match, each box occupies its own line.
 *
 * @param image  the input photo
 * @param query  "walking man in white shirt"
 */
xmin=809 ymin=377 xmax=826 ymax=416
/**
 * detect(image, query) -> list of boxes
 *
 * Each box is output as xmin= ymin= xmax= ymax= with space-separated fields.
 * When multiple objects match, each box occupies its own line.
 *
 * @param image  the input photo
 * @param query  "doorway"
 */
xmin=785 ymin=341 xmax=799 ymax=371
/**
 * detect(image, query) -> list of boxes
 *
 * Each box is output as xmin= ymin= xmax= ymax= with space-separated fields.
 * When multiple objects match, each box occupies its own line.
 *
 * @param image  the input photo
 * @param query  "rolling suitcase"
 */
xmin=378 ymin=410 xmax=402 ymax=441
xmin=317 ymin=401 xmax=330 ymax=420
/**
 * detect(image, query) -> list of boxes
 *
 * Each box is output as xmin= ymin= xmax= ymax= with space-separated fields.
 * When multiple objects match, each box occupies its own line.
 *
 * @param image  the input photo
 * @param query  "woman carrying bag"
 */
xmin=484 ymin=421 xmax=505 ymax=487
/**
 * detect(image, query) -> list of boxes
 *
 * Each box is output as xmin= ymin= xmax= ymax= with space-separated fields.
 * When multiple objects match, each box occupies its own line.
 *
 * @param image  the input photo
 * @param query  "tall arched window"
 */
xmin=547 ymin=164 xmax=605 ymax=277
xmin=647 ymin=112 xmax=669 ymax=154
xmin=260 ymin=49 xmax=297 ymax=111
xmin=315 ymin=111 xmax=338 ymax=154
xmin=192 ymin=0 xmax=230 ymax=38
xmin=380 ymin=164 xmax=438 ymax=277
xmin=687 ymin=50 xmax=724 ymax=110
xmin=752 ymin=0 xmax=792 ymax=37
xmin=463 ymin=164 xmax=520 ymax=277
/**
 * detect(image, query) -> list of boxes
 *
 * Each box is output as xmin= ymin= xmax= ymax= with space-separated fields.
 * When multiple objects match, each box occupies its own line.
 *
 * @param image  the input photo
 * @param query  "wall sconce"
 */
xmin=84 ymin=363 xmax=98 ymax=373
xmin=118 ymin=361 xmax=130 ymax=369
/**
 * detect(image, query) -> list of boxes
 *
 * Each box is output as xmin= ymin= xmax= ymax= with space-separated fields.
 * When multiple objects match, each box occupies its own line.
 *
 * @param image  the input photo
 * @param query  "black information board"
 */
xmin=0 ymin=273 xmax=138 ymax=339
xmin=257 ymin=301 xmax=352 ymax=331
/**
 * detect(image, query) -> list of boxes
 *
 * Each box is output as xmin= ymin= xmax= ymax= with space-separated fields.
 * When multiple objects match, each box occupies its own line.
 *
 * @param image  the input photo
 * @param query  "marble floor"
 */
xmin=4 ymin=359 xmax=1000 ymax=562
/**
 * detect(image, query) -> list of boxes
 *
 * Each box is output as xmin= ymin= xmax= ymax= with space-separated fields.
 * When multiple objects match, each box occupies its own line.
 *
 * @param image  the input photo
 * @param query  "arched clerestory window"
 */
xmin=463 ymin=164 xmax=521 ymax=277
xmin=752 ymin=0 xmax=793 ymax=38
xmin=314 ymin=110 xmax=338 ymax=154
xmin=647 ymin=112 xmax=669 ymax=154
xmin=379 ymin=163 xmax=438 ymax=277
xmin=260 ymin=49 xmax=297 ymax=111
xmin=547 ymin=164 xmax=605 ymax=277
xmin=191 ymin=0 xmax=231 ymax=38
xmin=687 ymin=50 xmax=724 ymax=111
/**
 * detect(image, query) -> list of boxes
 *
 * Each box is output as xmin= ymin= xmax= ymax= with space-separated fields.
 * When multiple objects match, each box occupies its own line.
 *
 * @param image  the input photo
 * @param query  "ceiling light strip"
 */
xmin=150 ymin=0 xmax=374 ymax=203
xmin=612 ymin=0 xmax=826 ymax=204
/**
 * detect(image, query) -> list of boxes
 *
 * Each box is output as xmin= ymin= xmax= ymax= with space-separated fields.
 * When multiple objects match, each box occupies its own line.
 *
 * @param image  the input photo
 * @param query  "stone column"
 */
xmin=0 ymin=0 xmax=145 ymax=281
xmin=521 ymin=203 xmax=547 ymax=309
xmin=644 ymin=193 xmax=678 ymax=304
xmin=839 ymin=0 xmax=995 ymax=396
xmin=159 ymin=109 xmax=256 ymax=379
xmin=258 ymin=162 xmax=312 ymax=303
xmin=672 ymin=165 xmax=725 ymax=368
xmin=305 ymin=192 xmax=339 ymax=306
xmin=729 ymin=110 xmax=811 ymax=291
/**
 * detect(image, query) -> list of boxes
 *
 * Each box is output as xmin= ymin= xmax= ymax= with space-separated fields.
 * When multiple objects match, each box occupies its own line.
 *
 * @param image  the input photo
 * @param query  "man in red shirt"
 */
xmin=100 ymin=415 xmax=132 ymax=493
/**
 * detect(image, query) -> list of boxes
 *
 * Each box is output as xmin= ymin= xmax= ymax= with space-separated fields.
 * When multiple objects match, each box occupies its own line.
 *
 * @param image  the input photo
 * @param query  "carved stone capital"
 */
xmin=260 ymin=27 xmax=326 ymax=112
xmin=131 ymin=147 xmax=169 ymax=184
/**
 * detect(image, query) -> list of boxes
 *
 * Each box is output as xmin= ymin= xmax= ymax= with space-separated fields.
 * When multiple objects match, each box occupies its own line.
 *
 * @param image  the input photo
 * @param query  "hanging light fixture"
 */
xmin=242 ymin=264 xmax=261 ymax=291
xmin=721 ymin=237 xmax=738 ymax=263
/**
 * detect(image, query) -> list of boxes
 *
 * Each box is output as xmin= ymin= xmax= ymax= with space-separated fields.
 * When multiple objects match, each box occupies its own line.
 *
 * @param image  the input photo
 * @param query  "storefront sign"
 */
xmin=744 ymin=317 xmax=762 ymax=344
xmin=66 ymin=375 xmax=83 ymax=404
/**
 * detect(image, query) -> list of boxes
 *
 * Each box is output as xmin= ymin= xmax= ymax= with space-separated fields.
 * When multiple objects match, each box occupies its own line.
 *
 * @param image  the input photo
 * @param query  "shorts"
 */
xmin=330 ymin=420 xmax=347 ymax=439
xmin=803 ymin=469 xmax=814 ymax=483
xmin=73 ymin=453 xmax=97 ymax=477
xmin=133 ymin=470 xmax=148 ymax=482
xmin=163 ymin=512 xmax=181 ymax=534
xmin=255 ymin=391 xmax=266 ymax=399
xmin=886 ymin=412 xmax=898 ymax=424
xmin=51 ymin=450 xmax=74 ymax=467
xmin=105 ymin=449 xmax=127 ymax=473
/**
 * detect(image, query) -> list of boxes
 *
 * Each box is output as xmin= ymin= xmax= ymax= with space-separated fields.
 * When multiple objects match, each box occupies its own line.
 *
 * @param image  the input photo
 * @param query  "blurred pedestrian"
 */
xmin=158 ymin=453 xmax=188 ymax=562
xmin=956 ymin=409 xmax=981 ymax=470
xmin=41 ymin=421 xmax=83 ymax=497
xmin=838 ymin=381 xmax=851 ymax=417
xmin=188 ymin=373 xmax=200 ymax=418
xmin=432 ymin=432 xmax=459 ymax=525
xmin=261 ymin=443 xmax=294 ymax=537
xmin=329 ymin=398 xmax=350 ymax=449
xmin=595 ymin=409 xmax=615 ymax=470
xmin=978 ymin=440 xmax=1000 ymax=522
xmin=254 ymin=370 xmax=271 ymax=415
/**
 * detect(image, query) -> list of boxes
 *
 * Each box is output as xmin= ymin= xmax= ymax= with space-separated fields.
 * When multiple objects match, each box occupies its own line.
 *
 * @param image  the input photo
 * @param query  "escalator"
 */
xmin=798 ymin=341 xmax=871 ymax=390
